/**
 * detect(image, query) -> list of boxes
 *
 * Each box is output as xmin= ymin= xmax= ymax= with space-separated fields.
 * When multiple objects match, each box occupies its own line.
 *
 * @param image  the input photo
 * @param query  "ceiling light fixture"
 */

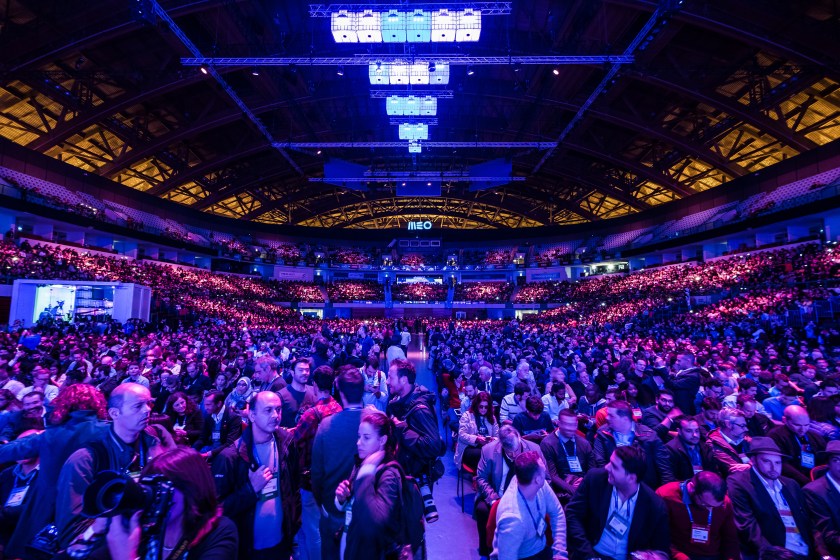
xmin=467 ymin=66 xmax=475 ymax=76
xmin=552 ymin=67 xmax=560 ymax=75
xmin=199 ymin=65 xmax=209 ymax=75
xmin=336 ymin=66 xmax=345 ymax=76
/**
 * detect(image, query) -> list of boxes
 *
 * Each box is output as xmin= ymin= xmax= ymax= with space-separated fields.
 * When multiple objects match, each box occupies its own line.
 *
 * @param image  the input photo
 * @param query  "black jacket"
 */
xmin=665 ymin=367 xmax=702 ymax=416
xmin=592 ymin=424 xmax=662 ymax=488
xmin=803 ymin=474 xmax=840 ymax=557
xmin=387 ymin=386 xmax=442 ymax=476
xmin=767 ymin=424 xmax=827 ymax=486
xmin=194 ymin=406 xmax=243 ymax=460
xmin=727 ymin=467 xmax=814 ymax=557
xmin=655 ymin=437 xmax=716 ymax=484
xmin=540 ymin=432 xmax=593 ymax=502
xmin=214 ymin=426 xmax=301 ymax=559
xmin=566 ymin=468 xmax=670 ymax=560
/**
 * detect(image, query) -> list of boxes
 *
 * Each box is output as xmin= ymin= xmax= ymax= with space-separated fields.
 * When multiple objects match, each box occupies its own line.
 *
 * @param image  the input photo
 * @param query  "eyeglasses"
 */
xmin=731 ymin=423 xmax=747 ymax=429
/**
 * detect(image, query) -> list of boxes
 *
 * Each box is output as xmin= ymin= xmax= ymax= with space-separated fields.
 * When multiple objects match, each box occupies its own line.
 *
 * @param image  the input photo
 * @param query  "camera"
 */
xmin=67 ymin=471 xmax=176 ymax=560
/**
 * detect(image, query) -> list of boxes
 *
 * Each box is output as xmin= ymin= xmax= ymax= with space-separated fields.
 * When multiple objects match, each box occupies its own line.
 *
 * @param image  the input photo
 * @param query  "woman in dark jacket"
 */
xmin=155 ymin=391 xmax=205 ymax=447
xmin=0 ymin=384 xmax=108 ymax=558
xmin=335 ymin=409 xmax=403 ymax=560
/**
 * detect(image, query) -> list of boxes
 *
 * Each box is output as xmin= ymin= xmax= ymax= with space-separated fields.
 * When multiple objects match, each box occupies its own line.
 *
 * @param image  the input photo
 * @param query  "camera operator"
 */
xmin=56 ymin=383 xmax=159 ymax=551
xmin=386 ymin=358 xmax=443 ymax=523
xmin=102 ymin=448 xmax=238 ymax=560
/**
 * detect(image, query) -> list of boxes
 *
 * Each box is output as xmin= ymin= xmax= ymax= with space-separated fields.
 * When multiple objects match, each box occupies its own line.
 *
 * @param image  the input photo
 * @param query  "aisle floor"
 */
xmin=407 ymin=337 xmax=482 ymax=560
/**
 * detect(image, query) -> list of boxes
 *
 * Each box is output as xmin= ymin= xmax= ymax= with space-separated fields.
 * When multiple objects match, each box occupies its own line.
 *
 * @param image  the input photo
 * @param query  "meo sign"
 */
xmin=407 ymin=220 xmax=433 ymax=230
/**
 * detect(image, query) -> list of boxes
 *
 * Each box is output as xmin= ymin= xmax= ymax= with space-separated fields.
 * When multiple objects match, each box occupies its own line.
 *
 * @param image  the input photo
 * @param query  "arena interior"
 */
xmin=0 ymin=1 xmax=839 ymax=560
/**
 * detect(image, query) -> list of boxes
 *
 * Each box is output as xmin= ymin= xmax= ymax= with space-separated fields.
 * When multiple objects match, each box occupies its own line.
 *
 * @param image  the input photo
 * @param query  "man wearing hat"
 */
xmin=803 ymin=440 xmax=840 ymax=558
xmin=727 ymin=436 xmax=814 ymax=560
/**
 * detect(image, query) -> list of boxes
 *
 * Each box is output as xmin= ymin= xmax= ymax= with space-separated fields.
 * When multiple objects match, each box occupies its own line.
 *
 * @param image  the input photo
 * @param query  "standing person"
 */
xmin=101 ymin=448 xmax=238 ymax=560
xmin=360 ymin=357 xmax=389 ymax=412
xmin=386 ymin=358 xmax=443 ymax=523
xmin=158 ymin=391 xmax=204 ymax=447
xmin=293 ymin=366 xmax=342 ymax=560
xmin=254 ymin=355 xmax=287 ymax=393
xmin=278 ymin=358 xmax=317 ymax=429
xmin=334 ymin=409 xmax=418 ymax=560
xmin=215 ymin=391 xmax=300 ymax=560
xmin=727 ymin=437 xmax=814 ymax=560
xmin=56 ymin=383 xmax=159 ymax=550
xmin=655 ymin=471 xmax=741 ymax=560
xmin=311 ymin=366 xmax=365 ymax=560
xmin=195 ymin=390 xmax=242 ymax=460
xmin=0 ymin=384 xmax=108 ymax=558
xmin=0 ymin=429 xmax=40 ymax=553
xmin=400 ymin=326 xmax=411 ymax=356
xmin=667 ymin=352 xmax=703 ymax=416
xmin=565 ymin=446 xmax=670 ymax=560
xmin=490 ymin=451 xmax=567 ymax=560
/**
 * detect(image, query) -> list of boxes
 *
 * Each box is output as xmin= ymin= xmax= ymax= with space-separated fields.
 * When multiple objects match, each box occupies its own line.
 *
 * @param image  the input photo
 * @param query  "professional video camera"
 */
xmin=67 ymin=471 xmax=175 ymax=560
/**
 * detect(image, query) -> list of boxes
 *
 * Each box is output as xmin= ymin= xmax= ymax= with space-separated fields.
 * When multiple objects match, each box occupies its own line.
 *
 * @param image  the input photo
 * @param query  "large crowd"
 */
xmin=391 ymin=283 xmax=449 ymax=303
xmin=454 ymin=282 xmax=515 ymax=303
xmin=0 ymin=235 xmax=835 ymax=560
xmin=326 ymin=281 xmax=385 ymax=303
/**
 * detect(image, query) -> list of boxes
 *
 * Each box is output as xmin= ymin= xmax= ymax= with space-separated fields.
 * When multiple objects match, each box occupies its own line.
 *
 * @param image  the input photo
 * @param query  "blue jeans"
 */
xmin=296 ymin=489 xmax=321 ymax=560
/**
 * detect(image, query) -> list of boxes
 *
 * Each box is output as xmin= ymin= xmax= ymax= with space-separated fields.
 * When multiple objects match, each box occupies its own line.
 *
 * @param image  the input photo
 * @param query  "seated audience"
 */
xmin=541 ymin=410 xmax=594 ymax=504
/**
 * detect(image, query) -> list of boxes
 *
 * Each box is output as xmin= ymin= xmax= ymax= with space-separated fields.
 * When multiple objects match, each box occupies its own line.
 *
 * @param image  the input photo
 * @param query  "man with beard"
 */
xmin=656 ymin=416 xmax=716 ymax=484
xmin=641 ymin=390 xmax=681 ymax=442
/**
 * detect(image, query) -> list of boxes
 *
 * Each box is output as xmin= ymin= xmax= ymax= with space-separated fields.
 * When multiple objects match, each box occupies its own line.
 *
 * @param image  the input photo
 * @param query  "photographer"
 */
xmin=101 ymin=448 xmax=238 ymax=560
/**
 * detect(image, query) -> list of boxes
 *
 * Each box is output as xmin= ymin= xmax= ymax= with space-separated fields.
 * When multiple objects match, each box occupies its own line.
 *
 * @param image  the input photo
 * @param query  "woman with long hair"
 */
xmin=105 ymin=447 xmax=238 ymax=560
xmin=158 ymin=391 xmax=205 ymax=447
xmin=335 ymin=409 xmax=409 ymax=560
xmin=455 ymin=391 xmax=498 ymax=471
xmin=0 ymin=383 xmax=108 ymax=558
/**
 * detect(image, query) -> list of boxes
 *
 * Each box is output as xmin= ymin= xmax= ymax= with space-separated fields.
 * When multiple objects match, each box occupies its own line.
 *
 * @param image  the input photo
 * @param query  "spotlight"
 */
xmin=552 ymin=67 xmax=560 ymax=76
xmin=336 ymin=66 xmax=344 ymax=76
xmin=316 ymin=150 xmax=322 ymax=155
xmin=428 ymin=61 xmax=436 ymax=72
xmin=466 ymin=66 xmax=475 ymax=76
xmin=251 ymin=67 xmax=260 ymax=76
xmin=514 ymin=62 xmax=521 ymax=73
xmin=199 ymin=65 xmax=209 ymax=75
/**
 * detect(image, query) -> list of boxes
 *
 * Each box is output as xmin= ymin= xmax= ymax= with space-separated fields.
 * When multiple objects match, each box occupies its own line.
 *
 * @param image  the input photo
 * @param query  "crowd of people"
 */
xmin=454 ymin=282 xmax=515 ymax=303
xmin=0 ymin=231 xmax=837 ymax=560
xmin=391 ymin=283 xmax=449 ymax=303
xmin=326 ymin=281 xmax=385 ymax=303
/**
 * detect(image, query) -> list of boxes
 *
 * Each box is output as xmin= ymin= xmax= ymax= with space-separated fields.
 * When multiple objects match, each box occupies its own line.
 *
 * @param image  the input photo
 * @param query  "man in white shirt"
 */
xmin=500 ymin=382 xmax=531 ymax=423
xmin=120 ymin=363 xmax=150 ymax=388
xmin=400 ymin=327 xmax=411 ymax=355
xmin=727 ymin=436 xmax=814 ymax=560
xmin=491 ymin=451 xmax=567 ymax=560
xmin=18 ymin=366 xmax=59 ymax=403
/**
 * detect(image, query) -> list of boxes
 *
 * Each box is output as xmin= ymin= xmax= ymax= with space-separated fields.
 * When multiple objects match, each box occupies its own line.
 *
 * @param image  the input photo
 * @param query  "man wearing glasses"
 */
xmin=707 ymin=409 xmax=752 ymax=477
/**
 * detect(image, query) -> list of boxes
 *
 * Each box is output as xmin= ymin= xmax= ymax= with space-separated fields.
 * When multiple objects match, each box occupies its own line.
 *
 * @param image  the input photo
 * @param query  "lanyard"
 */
xmin=613 ymin=490 xmax=634 ymax=519
xmin=110 ymin=431 xmax=146 ymax=471
xmin=518 ymin=488 xmax=542 ymax=533
xmin=559 ymin=437 xmax=576 ymax=457
xmin=796 ymin=434 xmax=811 ymax=451
xmin=681 ymin=483 xmax=713 ymax=526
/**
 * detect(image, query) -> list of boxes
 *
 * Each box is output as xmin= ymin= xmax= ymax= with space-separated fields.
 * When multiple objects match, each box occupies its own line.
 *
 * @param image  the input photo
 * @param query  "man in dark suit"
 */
xmin=541 ymin=409 xmax=594 ymax=504
xmin=728 ymin=437 xmax=814 ymax=560
xmin=665 ymin=351 xmax=703 ymax=416
xmin=640 ymin=389 xmax=680 ymax=442
xmin=803 ymin=440 xmax=840 ymax=558
xmin=475 ymin=424 xmax=543 ymax=559
xmin=768 ymin=404 xmax=827 ymax=486
xmin=566 ymin=445 xmax=670 ymax=560
xmin=593 ymin=400 xmax=661 ymax=489
xmin=194 ymin=390 xmax=242 ymax=460
xmin=656 ymin=415 xmax=716 ymax=484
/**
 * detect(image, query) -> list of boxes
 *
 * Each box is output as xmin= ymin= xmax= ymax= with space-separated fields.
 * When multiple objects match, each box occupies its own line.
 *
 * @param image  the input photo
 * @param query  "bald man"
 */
xmin=767 ymin=404 xmax=827 ymax=486
xmin=56 ymin=383 xmax=159 ymax=549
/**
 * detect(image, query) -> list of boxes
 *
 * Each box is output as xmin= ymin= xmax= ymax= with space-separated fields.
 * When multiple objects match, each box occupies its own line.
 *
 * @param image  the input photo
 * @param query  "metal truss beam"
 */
xmin=150 ymin=1 xmax=304 ymax=176
xmin=533 ymin=2 xmax=676 ymax=173
xmin=280 ymin=142 xmax=555 ymax=149
xmin=371 ymin=89 xmax=453 ymax=98
xmin=180 ymin=55 xmax=635 ymax=66
xmin=309 ymin=3 xmax=512 ymax=16
xmin=308 ymin=175 xmax=526 ymax=183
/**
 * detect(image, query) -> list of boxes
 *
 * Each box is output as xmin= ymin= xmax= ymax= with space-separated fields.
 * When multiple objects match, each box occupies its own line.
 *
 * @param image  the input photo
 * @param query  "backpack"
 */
xmin=375 ymin=461 xmax=425 ymax=559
